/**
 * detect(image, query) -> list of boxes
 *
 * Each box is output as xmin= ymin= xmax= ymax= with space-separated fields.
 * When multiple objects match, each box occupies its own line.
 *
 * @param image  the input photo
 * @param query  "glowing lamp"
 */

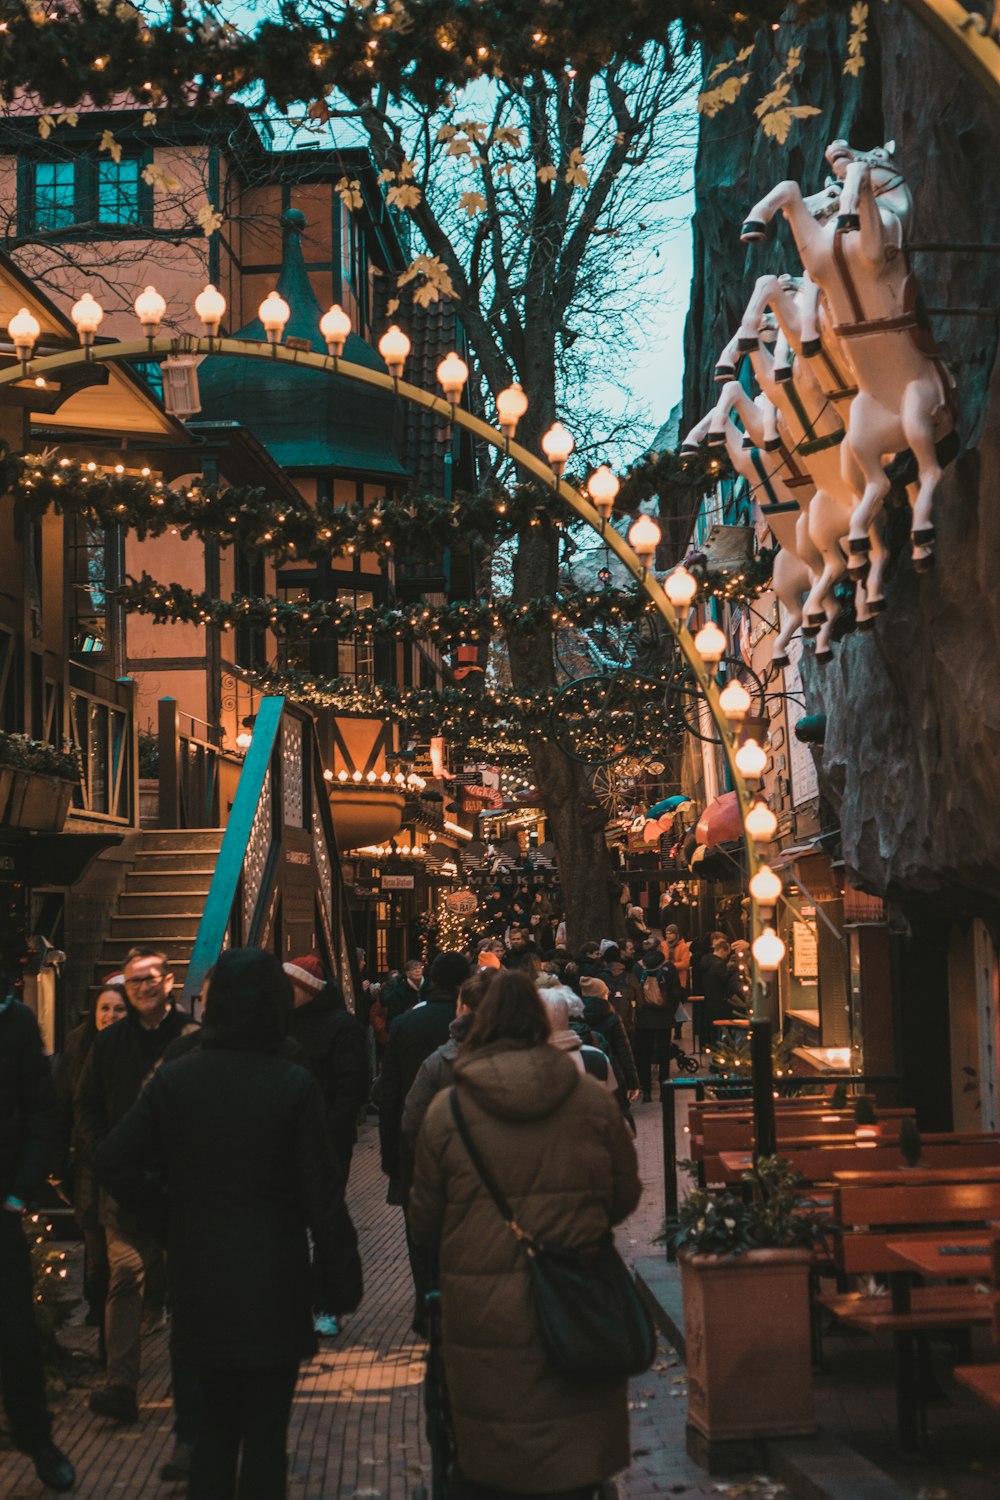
xmin=258 ymin=290 xmax=290 ymax=344
xmin=351 ymin=770 xmax=363 ymax=783
xmin=134 ymin=285 xmax=166 ymax=337
xmin=437 ymin=351 xmax=469 ymax=402
xmin=694 ymin=620 xmax=727 ymax=664
xmin=541 ymin=421 xmax=574 ymax=476
xmin=195 ymin=284 xmax=226 ymax=335
xmin=664 ymin=565 xmax=698 ymax=609
xmin=749 ymin=863 xmax=783 ymax=908
xmin=71 ymin=292 xmax=104 ymax=346
xmin=719 ymin=678 xmax=752 ymax=723
xmin=235 ymin=731 xmax=252 ymax=751
xmin=745 ymin=798 xmax=778 ymax=843
xmin=378 ymin=323 xmax=411 ymax=376
xmin=8 ymin=307 xmax=40 ymax=362
xmin=752 ymin=926 xmax=786 ymax=972
xmin=735 ymin=738 xmax=768 ymax=778
xmin=628 ymin=515 xmax=661 ymax=566
xmin=586 ymin=465 xmax=620 ymax=522
xmin=496 ymin=382 xmax=528 ymax=437
xmin=322 ymin=768 xmax=333 ymax=781
xmin=320 ymin=304 xmax=351 ymax=357
xmin=337 ymin=769 xmax=349 ymax=783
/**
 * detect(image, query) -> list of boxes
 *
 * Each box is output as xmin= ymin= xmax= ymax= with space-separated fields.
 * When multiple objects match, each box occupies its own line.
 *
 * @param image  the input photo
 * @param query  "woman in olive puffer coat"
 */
xmin=408 ymin=971 xmax=642 ymax=1498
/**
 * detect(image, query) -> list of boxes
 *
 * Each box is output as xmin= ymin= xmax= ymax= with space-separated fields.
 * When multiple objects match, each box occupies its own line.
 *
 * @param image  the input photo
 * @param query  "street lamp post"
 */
xmin=0 ymin=307 xmax=789 ymax=1151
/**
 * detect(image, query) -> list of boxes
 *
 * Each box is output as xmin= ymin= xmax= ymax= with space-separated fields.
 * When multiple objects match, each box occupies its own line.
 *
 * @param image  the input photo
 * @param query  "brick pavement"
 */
xmin=0 ymin=1106 xmax=776 ymax=1500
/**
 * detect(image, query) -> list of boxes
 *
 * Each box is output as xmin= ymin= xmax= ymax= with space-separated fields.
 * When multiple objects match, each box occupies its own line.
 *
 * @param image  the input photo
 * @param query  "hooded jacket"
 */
xmin=287 ymin=989 xmax=369 ymax=1165
xmin=377 ymin=982 xmax=459 ymax=1180
xmin=0 ymin=993 xmax=54 ymax=1204
xmin=408 ymin=1042 xmax=641 ymax=1492
xmin=581 ymin=993 xmax=639 ymax=1092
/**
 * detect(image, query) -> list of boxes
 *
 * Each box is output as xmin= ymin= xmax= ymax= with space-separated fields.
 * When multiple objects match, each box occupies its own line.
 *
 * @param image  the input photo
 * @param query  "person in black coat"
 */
xmin=578 ymin=976 xmax=640 ymax=1099
xmin=0 ymin=966 xmax=75 ymax=1492
xmin=283 ymin=957 xmax=369 ymax=1181
xmin=75 ymin=944 xmax=197 ymax=1436
xmin=701 ymin=939 xmax=744 ymax=1041
xmin=376 ymin=949 xmax=471 ymax=1334
xmin=96 ymin=948 xmax=362 ymax=1500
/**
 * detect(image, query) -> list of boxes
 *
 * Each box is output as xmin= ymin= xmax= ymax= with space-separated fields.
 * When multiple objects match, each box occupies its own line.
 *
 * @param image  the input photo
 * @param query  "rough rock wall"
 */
xmin=682 ymin=9 xmax=1000 ymax=916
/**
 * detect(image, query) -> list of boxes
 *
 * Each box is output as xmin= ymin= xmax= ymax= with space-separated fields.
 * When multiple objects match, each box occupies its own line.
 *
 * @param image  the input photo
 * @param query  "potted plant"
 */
xmin=0 ymin=734 xmax=80 ymax=832
xmin=673 ymin=1156 xmax=826 ymax=1448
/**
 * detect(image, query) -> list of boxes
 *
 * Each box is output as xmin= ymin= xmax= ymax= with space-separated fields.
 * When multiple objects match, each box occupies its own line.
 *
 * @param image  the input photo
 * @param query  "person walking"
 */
xmin=578 ymin=975 xmax=640 ymax=1102
xmin=75 ymin=946 xmax=196 ymax=1433
xmin=408 ymin=971 xmax=641 ymax=1499
xmin=380 ymin=958 xmax=425 ymax=1027
xmin=377 ymin=950 xmax=471 ymax=1334
xmin=599 ymin=945 xmax=642 ymax=1038
xmin=538 ymin=985 xmax=615 ymax=1091
xmin=96 ymin=948 xmax=362 ymax=1500
xmin=633 ymin=948 xmax=684 ymax=1101
xmin=663 ymin=925 xmax=691 ymax=992
xmin=53 ymin=981 xmax=128 ymax=1339
xmin=0 ymin=960 xmax=76 ymax=1492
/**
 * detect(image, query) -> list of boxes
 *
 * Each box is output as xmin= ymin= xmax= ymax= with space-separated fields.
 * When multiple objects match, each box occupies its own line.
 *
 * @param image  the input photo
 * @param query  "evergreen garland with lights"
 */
xmin=26 ymin=1211 xmax=77 ymax=1363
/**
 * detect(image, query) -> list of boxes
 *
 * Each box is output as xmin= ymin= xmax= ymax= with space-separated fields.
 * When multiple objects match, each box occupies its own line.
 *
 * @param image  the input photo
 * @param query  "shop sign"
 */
xmin=382 ymin=874 xmax=415 ymax=890
xmin=791 ymin=919 xmax=818 ymax=981
xmin=452 ymin=771 xmax=484 ymax=786
xmin=444 ymin=888 xmax=478 ymax=916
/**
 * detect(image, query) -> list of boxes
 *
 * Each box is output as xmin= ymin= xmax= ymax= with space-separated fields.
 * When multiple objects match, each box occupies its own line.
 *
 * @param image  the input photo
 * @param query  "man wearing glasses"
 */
xmin=76 ymin=947 xmax=196 ymax=1435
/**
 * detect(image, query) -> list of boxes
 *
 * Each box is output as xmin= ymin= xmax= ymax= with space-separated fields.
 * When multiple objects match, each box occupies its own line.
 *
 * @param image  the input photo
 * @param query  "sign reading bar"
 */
xmin=382 ymin=874 xmax=415 ymax=890
xmin=444 ymin=889 xmax=478 ymax=916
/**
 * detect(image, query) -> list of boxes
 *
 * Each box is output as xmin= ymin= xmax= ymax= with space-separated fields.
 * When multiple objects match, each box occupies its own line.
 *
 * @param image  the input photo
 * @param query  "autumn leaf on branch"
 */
xmin=457 ymin=118 xmax=488 ymax=143
xmin=386 ymin=181 xmax=423 ymax=210
xmin=307 ymin=97 xmax=332 ymax=123
xmin=196 ymin=201 xmax=225 ymax=236
xmin=459 ymin=191 xmax=487 ymax=217
xmin=758 ymin=104 xmax=821 ymax=143
xmin=491 ymin=125 xmax=523 ymax=149
xmin=397 ymin=254 xmax=457 ymax=308
xmin=698 ymin=74 xmax=750 ymax=116
xmin=446 ymin=136 xmax=472 ymax=156
xmin=536 ymin=164 xmax=557 ymax=183
xmin=565 ymin=148 xmax=589 ymax=189
xmin=142 ymin=110 xmax=157 ymax=127
xmin=843 ymin=3 xmax=869 ymax=76
xmin=99 ymin=129 xmax=122 ymax=163
xmin=335 ymin=176 xmax=364 ymax=211
xmin=704 ymin=42 xmax=755 ymax=85
xmin=143 ymin=163 xmax=181 ymax=192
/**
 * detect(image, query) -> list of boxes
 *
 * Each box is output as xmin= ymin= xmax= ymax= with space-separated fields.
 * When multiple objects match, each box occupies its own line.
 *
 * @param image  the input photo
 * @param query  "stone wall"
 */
xmin=681 ymin=10 xmax=1000 ymax=918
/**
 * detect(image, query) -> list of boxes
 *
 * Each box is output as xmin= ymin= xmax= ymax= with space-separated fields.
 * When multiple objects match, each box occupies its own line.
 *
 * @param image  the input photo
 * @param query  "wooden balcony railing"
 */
xmin=157 ymin=698 xmax=221 ymax=830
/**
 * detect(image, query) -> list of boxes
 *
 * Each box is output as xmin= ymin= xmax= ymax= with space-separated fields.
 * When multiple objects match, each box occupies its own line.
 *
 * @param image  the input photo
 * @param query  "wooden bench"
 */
xmin=713 ymin=1133 xmax=1000 ymax=1186
xmin=953 ymin=1228 xmax=1000 ymax=1412
xmin=822 ymin=1173 xmax=1000 ymax=1451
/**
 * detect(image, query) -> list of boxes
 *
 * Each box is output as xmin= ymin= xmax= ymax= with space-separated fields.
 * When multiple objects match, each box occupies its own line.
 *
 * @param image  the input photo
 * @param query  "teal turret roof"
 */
xmin=196 ymin=209 xmax=408 ymax=478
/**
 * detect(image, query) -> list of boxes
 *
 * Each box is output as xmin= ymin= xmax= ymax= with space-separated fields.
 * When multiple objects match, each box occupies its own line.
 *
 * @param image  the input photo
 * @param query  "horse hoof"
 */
xmin=714 ymin=365 xmax=734 ymax=382
xmin=857 ymin=616 xmax=876 ymax=633
xmin=815 ymin=648 xmax=833 ymax=664
xmin=801 ymin=338 xmax=822 ymax=358
xmin=774 ymin=367 xmax=793 ymax=384
xmin=805 ymin=612 xmax=826 ymax=628
xmin=763 ymin=437 xmax=782 ymax=452
xmin=771 ymin=653 xmax=789 ymax=669
xmin=705 ymin=433 xmax=726 ymax=449
xmin=911 ymin=526 xmax=936 ymax=546
xmin=913 ymin=551 xmax=936 ymax=574
xmin=801 ymin=621 xmax=821 ymax=638
xmin=836 ymin=212 xmax=860 ymax=233
xmin=847 ymin=561 xmax=870 ymax=583
xmin=680 ymin=443 xmax=701 ymax=455
xmin=866 ymin=596 xmax=886 ymax=615
xmin=737 ymin=336 xmax=758 ymax=353
xmin=740 ymin=220 xmax=767 ymax=242
xmin=848 ymin=537 xmax=871 ymax=556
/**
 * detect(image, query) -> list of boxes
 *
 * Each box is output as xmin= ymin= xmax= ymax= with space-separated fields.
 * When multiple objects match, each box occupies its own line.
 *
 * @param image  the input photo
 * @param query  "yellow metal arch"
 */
xmin=0 ymin=335 xmax=769 ymax=1012
xmin=903 ymin=0 xmax=1000 ymax=110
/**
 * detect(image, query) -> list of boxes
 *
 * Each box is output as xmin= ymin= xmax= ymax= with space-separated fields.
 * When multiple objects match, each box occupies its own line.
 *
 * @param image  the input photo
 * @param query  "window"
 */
xmin=33 ymin=162 xmax=75 ymax=230
xmin=277 ymin=585 xmax=311 ymax=672
xmin=66 ymin=516 xmax=112 ymax=657
xmin=337 ymin=588 xmax=375 ymax=680
xmin=98 ymin=157 xmax=142 ymax=225
xmin=234 ymin=548 xmax=267 ymax=672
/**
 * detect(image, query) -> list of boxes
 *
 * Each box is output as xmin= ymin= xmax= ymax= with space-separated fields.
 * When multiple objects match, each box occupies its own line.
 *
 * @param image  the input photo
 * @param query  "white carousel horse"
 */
xmin=741 ymin=140 xmax=956 ymax=573
xmin=680 ymin=401 xmax=835 ymax=666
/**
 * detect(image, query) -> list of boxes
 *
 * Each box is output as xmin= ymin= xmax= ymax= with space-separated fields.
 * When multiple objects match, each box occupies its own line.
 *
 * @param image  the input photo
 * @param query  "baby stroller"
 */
xmin=412 ymin=1290 xmax=456 ymax=1500
xmin=669 ymin=1040 xmax=700 ymax=1075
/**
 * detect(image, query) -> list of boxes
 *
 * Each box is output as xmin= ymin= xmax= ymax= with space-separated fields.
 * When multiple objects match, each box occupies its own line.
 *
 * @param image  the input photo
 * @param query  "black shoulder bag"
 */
xmin=448 ymin=1087 xmax=655 ymax=1382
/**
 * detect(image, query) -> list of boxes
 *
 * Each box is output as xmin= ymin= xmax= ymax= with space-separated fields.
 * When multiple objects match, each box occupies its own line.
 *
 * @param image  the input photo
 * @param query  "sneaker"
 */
xmin=29 ymin=1439 xmax=75 ymax=1491
xmin=314 ymin=1312 xmax=339 ymax=1337
xmin=160 ymin=1437 xmax=194 ymax=1481
xmin=88 ymin=1385 xmax=138 ymax=1425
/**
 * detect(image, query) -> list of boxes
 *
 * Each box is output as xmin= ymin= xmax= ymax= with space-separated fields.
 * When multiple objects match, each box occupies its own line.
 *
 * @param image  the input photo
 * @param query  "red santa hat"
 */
xmin=283 ymin=955 xmax=326 ymax=993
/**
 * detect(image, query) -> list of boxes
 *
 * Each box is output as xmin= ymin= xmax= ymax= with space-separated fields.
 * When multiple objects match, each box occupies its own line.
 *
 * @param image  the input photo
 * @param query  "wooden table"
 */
xmin=718 ymin=1151 xmax=753 ymax=1181
xmin=885 ymin=1231 xmax=993 ymax=1280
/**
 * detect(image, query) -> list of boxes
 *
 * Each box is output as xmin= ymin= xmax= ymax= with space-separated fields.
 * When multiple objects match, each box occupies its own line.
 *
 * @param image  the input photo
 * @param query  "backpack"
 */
xmin=642 ymin=968 xmax=667 ymax=1008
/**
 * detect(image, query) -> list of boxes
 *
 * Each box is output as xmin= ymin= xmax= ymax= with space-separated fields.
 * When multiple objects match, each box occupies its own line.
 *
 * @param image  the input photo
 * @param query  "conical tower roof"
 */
xmin=197 ymin=209 xmax=408 ymax=477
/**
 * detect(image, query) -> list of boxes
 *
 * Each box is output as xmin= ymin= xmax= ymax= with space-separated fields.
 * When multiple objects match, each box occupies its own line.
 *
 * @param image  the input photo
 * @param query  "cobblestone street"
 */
xmin=0 ymin=1107 xmax=752 ymax=1500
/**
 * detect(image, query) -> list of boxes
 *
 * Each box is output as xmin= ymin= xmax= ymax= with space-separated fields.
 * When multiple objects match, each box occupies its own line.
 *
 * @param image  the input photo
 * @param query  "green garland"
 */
xmin=117 ymin=575 xmax=660 ymax=643
xmin=0 ymin=0 xmax=831 ymax=116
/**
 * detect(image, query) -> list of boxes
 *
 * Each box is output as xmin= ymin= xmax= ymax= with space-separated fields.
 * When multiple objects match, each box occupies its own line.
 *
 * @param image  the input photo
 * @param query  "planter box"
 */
xmin=139 ymin=778 xmax=160 ymax=829
xmin=680 ymin=1248 xmax=815 ymax=1441
xmin=1 ymin=769 xmax=74 ymax=832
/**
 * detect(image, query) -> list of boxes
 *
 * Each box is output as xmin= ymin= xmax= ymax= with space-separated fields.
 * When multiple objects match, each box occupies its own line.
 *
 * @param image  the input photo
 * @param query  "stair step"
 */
xmin=139 ymin=830 xmax=224 ymax=852
xmin=126 ymin=871 xmax=217 ymax=894
xmin=110 ymin=914 xmax=202 ymax=939
xmin=118 ymin=893 xmax=208 ymax=917
xmin=132 ymin=851 xmax=222 ymax=872
xmin=97 ymin=937 xmax=197 ymax=961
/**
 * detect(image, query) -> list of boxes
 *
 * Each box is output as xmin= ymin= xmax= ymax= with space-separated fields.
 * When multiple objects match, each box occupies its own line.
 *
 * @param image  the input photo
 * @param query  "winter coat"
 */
xmin=548 ymin=1028 xmax=615 ymax=1090
xmin=701 ymin=955 xmax=743 ymax=1029
xmin=53 ymin=1019 xmax=100 ymax=1228
xmin=0 ymin=994 xmax=54 ymax=1204
xmin=399 ymin=1013 xmax=472 ymax=1193
xmin=408 ymin=1042 xmax=641 ymax=1492
xmin=582 ymin=994 xmax=639 ymax=1092
xmin=635 ymin=960 xmax=684 ymax=1032
xmin=377 ymin=988 xmax=457 ymax=1180
xmin=287 ymin=992 xmax=369 ymax=1168
xmin=95 ymin=1045 xmax=362 ymax=1371
xmin=380 ymin=973 xmax=423 ymax=1027
xmin=75 ymin=1001 xmax=195 ymax=1227
xmin=601 ymin=965 xmax=643 ymax=1034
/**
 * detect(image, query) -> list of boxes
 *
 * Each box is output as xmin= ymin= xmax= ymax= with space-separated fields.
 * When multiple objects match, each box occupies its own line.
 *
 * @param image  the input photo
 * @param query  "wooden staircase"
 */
xmin=92 ymin=830 xmax=225 ymax=998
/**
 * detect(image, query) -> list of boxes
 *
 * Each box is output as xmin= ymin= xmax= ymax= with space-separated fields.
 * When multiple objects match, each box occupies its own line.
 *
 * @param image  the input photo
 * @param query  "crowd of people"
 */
xmin=0 ymin=911 xmax=752 ymax=1499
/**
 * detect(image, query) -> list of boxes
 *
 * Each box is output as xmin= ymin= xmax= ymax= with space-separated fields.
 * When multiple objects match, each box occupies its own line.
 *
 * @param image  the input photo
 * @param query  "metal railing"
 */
xmin=157 ymin=698 xmax=221 ymax=829
xmin=183 ymin=695 xmax=362 ymax=1012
